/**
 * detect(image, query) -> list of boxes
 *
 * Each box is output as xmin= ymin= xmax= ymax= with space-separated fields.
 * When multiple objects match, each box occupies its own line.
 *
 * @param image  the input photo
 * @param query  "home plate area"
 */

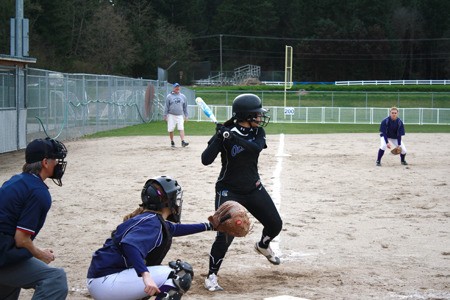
xmin=264 ymin=296 xmax=310 ymax=300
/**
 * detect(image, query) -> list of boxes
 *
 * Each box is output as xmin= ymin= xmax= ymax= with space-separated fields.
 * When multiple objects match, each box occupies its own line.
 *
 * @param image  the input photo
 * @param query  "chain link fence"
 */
xmin=25 ymin=68 xmax=196 ymax=141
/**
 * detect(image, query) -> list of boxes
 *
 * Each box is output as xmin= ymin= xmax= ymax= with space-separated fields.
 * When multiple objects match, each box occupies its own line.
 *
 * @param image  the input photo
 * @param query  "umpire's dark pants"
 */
xmin=0 ymin=257 xmax=68 ymax=300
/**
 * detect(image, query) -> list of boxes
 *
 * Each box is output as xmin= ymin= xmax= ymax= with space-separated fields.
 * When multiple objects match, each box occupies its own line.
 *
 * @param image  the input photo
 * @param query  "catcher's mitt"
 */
xmin=391 ymin=146 xmax=402 ymax=155
xmin=208 ymin=201 xmax=250 ymax=237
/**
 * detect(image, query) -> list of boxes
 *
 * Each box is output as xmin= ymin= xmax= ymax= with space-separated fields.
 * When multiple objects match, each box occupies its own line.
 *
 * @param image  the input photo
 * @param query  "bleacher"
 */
xmin=193 ymin=64 xmax=261 ymax=86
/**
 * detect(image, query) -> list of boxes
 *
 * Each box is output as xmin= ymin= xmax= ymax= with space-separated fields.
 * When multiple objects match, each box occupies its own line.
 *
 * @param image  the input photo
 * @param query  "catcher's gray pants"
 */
xmin=0 ymin=257 xmax=68 ymax=300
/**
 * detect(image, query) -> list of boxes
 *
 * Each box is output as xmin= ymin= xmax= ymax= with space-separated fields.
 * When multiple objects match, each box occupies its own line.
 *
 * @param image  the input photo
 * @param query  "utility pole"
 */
xmin=10 ymin=0 xmax=29 ymax=57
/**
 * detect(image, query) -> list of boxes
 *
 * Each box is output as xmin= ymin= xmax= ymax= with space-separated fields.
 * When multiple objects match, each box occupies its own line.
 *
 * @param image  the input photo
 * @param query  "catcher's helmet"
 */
xmin=141 ymin=175 xmax=183 ymax=223
xmin=232 ymin=94 xmax=270 ymax=127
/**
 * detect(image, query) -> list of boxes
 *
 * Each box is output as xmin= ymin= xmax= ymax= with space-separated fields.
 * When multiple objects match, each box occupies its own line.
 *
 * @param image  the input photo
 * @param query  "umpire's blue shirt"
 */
xmin=0 ymin=173 xmax=51 ymax=238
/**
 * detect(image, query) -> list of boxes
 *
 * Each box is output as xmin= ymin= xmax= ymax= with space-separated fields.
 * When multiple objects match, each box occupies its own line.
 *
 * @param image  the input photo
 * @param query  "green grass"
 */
xmin=85 ymin=121 xmax=450 ymax=138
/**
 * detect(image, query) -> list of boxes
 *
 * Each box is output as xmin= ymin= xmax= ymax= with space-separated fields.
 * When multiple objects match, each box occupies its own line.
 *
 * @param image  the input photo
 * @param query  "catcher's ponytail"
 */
xmin=123 ymin=207 xmax=146 ymax=221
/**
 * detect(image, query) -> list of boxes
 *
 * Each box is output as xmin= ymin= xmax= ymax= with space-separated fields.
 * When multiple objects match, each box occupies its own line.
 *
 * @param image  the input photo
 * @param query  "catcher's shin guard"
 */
xmin=168 ymin=260 xmax=194 ymax=294
xmin=156 ymin=287 xmax=183 ymax=300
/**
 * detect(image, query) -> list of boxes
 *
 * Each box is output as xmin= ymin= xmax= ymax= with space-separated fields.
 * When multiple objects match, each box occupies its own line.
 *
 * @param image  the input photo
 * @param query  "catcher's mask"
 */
xmin=25 ymin=137 xmax=68 ymax=186
xmin=232 ymin=93 xmax=270 ymax=127
xmin=141 ymin=175 xmax=183 ymax=223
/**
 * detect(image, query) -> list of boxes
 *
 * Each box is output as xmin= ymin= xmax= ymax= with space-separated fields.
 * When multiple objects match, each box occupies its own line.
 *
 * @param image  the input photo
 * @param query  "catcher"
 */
xmin=86 ymin=176 xmax=216 ymax=300
xmin=201 ymin=94 xmax=283 ymax=292
xmin=376 ymin=106 xmax=408 ymax=166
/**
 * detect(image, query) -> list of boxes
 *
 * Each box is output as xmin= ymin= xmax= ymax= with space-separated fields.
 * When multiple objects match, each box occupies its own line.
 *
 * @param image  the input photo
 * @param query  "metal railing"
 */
xmin=335 ymin=80 xmax=450 ymax=86
xmin=192 ymin=105 xmax=450 ymax=125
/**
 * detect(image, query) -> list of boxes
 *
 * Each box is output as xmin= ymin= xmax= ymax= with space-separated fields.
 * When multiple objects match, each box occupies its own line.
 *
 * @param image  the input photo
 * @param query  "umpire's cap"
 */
xmin=25 ymin=138 xmax=67 ymax=163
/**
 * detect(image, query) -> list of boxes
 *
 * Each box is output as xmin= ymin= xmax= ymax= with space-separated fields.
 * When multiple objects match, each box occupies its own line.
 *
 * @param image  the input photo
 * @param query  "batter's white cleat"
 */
xmin=255 ymin=242 xmax=281 ymax=265
xmin=204 ymin=273 xmax=223 ymax=292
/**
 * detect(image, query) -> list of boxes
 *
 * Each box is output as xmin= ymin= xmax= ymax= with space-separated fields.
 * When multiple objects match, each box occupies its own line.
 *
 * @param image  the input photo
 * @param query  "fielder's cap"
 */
xmin=25 ymin=138 xmax=64 ymax=163
xmin=173 ymin=83 xmax=180 ymax=87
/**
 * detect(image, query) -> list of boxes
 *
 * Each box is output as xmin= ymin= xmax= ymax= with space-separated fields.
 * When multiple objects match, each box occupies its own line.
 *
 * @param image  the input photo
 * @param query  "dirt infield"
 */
xmin=1 ymin=133 xmax=449 ymax=300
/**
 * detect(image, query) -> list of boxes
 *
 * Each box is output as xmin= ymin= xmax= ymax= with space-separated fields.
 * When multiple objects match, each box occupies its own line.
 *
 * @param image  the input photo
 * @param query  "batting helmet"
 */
xmin=141 ymin=175 xmax=183 ymax=223
xmin=232 ymin=94 xmax=270 ymax=127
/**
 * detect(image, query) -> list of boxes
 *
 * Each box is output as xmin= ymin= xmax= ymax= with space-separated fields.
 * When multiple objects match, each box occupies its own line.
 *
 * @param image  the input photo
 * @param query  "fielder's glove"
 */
xmin=391 ymin=146 xmax=402 ymax=155
xmin=208 ymin=201 xmax=251 ymax=237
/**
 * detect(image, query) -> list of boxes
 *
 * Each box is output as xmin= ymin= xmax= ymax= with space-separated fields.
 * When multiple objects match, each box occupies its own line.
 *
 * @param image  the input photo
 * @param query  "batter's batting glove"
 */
xmin=215 ymin=123 xmax=223 ymax=132
xmin=216 ymin=125 xmax=232 ymax=140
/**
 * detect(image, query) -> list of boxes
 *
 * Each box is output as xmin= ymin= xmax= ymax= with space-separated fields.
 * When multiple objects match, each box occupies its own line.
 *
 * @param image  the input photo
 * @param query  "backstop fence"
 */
xmin=0 ymin=68 xmax=195 ymax=153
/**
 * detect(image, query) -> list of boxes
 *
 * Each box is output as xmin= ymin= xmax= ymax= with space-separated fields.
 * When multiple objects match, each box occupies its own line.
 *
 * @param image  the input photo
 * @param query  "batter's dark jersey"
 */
xmin=201 ymin=125 xmax=267 ymax=194
xmin=201 ymin=124 xmax=282 ymax=275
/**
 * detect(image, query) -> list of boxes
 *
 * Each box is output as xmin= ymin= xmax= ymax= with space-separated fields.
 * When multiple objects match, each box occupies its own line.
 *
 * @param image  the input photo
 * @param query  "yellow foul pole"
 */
xmin=284 ymin=45 xmax=293 ymax=108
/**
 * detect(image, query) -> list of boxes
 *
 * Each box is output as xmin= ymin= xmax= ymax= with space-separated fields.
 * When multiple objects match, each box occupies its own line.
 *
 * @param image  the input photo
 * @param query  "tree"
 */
xmin=0 ymin=0 xmax=15 ymax=55
xmin=3 ymin=0 xmax=448 ymax=80
xmin=152 ymin=18 xmax=197 ymax=82
xmin=390 ymin=5 xmax=425 ymax=79
xmin=77 ymin=4 xmax=137 ymax=74
xmin=114 ymin=0 xmax=157 ymax=77
xmin=209 ymin=0 xmax=279 ymax=68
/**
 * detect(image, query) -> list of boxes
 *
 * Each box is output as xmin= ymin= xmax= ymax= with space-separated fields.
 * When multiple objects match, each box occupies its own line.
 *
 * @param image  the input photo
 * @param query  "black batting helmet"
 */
xmin=232 ymin=94 xmax=270 ymax=127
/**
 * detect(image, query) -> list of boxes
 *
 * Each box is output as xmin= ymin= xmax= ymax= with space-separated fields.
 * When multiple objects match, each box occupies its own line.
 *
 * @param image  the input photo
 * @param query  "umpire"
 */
xmin=0 ymin=138 xmax=69 ymax=299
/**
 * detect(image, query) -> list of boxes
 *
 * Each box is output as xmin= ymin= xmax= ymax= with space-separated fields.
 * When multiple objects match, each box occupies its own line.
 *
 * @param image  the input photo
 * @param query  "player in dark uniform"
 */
xmin=376 ymin=106 xmax=408 ymax=166
xmin=201 ymin=94 xmax=283 ymax=291
xmin=86 ymin=175 xmax=214 ymax=300
xmin=0 ymin=138 xmax=68 ymax=300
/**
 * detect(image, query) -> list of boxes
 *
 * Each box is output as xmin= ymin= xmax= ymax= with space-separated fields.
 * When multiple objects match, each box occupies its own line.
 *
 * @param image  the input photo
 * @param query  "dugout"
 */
xmin=0 ymin=54 xmax=36 ymax=153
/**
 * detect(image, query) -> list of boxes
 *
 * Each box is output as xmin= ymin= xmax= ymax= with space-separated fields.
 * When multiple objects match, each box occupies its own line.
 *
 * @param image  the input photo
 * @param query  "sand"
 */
xmin=0 ymin=133 xmax=449 ymax=300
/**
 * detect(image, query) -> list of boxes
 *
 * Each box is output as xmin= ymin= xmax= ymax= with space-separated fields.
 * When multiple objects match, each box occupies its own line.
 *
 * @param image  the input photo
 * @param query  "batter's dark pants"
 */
xmin=208 ymin=184 xmax=283 ymax=274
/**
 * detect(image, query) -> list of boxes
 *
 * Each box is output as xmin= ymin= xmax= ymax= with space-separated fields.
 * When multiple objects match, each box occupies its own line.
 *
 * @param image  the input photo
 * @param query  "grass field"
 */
xmin=86 ymin=121 xmax=450 ymax=138
xmin=82 ymin=84 xmax=450 ymax=139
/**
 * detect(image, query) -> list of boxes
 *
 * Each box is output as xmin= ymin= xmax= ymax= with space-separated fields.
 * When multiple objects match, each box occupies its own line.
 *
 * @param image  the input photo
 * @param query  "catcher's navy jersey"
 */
xmin=379 ymin=116 xmax=405 ymax=144
xmin=87 ymin=212 xmax=209 ymax=278
xmin=202 ymin=125 xmax=267 ymax=194
xmin=0 ymin=173 xmax=51 ymax=238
